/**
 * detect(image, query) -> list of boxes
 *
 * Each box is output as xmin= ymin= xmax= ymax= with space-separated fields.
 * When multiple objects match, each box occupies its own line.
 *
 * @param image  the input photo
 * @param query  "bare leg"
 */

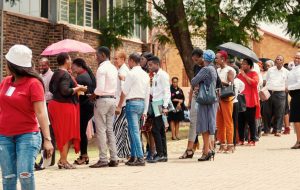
xmin=283 ymin=114 xmax=290 ymax=134
xmin=202 ymin=132 xmax=210 ymax=154
xmin=295 ymin=122 xmax=300 ymax=142
xmin=175 ymin=121 xmax=180 ymax=139
xmin=59 ymin=141 xmax=71 ymax=164
xmin=170 ymin=121 xmax=176 ymax=139
xmin=284 ymin=114 xmax=290 ymax=128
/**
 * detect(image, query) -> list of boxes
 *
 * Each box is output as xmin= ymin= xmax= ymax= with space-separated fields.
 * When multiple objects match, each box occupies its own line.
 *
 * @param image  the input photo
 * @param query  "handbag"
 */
xmin=220 ymin=84 xmax=235 ymax=99
xmin=237 ymin=94 xmax=246 ymax=112
xmin=259 ymin=87 xmax=271 ymax=101
xmin=196 ymin=82 xmax=217 ymax=105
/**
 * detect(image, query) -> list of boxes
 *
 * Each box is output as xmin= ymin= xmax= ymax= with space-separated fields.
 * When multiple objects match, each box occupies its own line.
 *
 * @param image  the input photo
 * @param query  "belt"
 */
xmin=96 ymin=95 xmax=115 ymax=99
xmin=126 ymin=98 xmax=144 ymax=102
xmin=268 ymin=90 xmax=285 ymax=94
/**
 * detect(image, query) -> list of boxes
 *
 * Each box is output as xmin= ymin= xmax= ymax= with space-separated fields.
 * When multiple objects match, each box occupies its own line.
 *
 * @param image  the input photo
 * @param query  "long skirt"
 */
xmin=113 ymin=107 xmax=131 ymax=158
xmin=48 ymin=100 xmax=80 ymax=153
xmin=196 ymin=102 xmax=218 ymax=135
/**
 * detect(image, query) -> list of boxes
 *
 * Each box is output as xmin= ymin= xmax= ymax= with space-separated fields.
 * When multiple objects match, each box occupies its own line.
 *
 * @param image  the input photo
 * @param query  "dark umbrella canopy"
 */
xmin=217 ymin=42 xmax=259 ymax=62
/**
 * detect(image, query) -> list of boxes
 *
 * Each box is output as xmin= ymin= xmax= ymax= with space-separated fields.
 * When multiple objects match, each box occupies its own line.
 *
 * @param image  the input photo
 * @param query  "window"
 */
xmin=112 ymin=0 xmax=141 ymax=39
xmin=59 ymin=0 xmax=93 ymax=27
xmin=93 ymin=0 xmax=100 ymax=28
xmin=133 ymin=14 xmax=141 ymax=39
xmin=85 ymin=0 xmax=93 ymax=27
xmin=60 ymin=0 xmax=68 ymax=22
xmin=4 ymin=0 xmax=43 ymax=18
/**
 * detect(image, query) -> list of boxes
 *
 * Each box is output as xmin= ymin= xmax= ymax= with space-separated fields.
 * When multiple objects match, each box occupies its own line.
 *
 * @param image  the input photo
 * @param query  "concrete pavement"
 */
xmin=31 ymin=130 xmax=300 ymax=190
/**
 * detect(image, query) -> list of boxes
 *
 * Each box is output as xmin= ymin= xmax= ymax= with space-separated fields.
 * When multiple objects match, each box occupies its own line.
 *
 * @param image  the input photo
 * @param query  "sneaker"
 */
xmin=247 ymin=141 xmax=255 ymax=146
xmin=147 ymin=155 xmax=164 ymax=163
xmin=125 ymin=157 xmax=136 ymax=166
xmin=128 ymin=158 xmax=145 ymax=166
xmin=162 ymin=156 xmax=168 ymax=162
xmin=108 ymin=160 xmax=119 ymax=167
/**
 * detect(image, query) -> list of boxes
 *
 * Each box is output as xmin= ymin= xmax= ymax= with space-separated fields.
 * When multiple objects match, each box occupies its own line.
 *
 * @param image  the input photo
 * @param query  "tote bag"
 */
xmin=196 ymin=81 xmax=217 ymax=105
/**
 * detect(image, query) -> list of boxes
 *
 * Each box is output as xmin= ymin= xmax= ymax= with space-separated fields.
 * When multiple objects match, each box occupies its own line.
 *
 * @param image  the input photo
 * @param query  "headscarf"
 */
xmin=203 ymin=50 xmax=216 ymax=63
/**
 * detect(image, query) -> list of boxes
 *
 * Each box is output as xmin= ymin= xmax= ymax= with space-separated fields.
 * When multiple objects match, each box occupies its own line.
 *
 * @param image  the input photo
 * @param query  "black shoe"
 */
xmin=108 ymin=160 xmax=119 ymax=167
xmin=125 ymin=157 xmax=136 ymax=166
xmin=89 ymin=160 xmax=109 ymax=168
xmin=147 ymin=155 xmax=164 ymax=163
xmin=128 ymin=158 xmax=145 ymax=166
xmin=34 ymin=163 xmax=45 ymax=171
xmin=162 ymin=156 xmax=168 ymax=162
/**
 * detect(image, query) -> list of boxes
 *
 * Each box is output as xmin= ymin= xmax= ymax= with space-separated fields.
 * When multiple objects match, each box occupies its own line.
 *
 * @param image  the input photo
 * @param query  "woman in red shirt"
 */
xmin=0 ymin=45 xmax=53 ymax=190
xmin=237 ymin=58 xmax=260 ymax=146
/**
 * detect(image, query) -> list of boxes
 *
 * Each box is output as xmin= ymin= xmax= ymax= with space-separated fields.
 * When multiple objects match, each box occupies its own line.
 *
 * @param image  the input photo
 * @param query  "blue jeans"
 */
xmin=0 ymin=132 xmax=41 ymax=190
xmin=126 ymin=100 xmax=144 ymax=158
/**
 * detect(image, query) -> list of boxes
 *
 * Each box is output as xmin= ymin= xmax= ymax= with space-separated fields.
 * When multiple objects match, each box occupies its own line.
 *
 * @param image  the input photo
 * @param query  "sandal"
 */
xmin=74 ymin=156 xmax=89 ymax=165
xmin=58 ymin=161 xmax=76 ymax=169
xmin=179 ymin=149 xmax=194 ymax=159
xmin=224 ymin=144 xmax=235 ymax=154
xmin=217 ymin=144 xmax=227 ymax=153
xmin=291 ymin=142 xmax=300 ymax=149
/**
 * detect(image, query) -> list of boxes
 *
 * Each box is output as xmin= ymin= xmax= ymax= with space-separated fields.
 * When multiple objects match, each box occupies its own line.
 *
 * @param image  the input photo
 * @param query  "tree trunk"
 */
xmin=163 ymin=0 xmax=194 ymax=81
xmin=205 ymin=0 xmax=222 ymax=50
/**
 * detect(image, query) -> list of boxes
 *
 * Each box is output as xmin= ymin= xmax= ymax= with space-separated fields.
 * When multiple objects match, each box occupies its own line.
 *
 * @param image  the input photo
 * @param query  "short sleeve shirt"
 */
xmin=0 ymin=76 xmax=45 ymax=136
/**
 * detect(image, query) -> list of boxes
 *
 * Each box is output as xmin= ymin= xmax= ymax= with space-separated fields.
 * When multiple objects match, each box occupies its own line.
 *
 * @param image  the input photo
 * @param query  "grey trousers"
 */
xmin=94 ymin=98 xmax=118 ymax=162
xmin=262 ymin=91 xmax=286 ymax=133
xmin=188 ymin=96 xmax=198 ymax=141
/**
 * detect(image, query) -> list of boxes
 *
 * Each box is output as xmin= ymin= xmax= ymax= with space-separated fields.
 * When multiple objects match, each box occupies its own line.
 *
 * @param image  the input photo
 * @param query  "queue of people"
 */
xmin=0 ymin=43 xmax=300 ymax=190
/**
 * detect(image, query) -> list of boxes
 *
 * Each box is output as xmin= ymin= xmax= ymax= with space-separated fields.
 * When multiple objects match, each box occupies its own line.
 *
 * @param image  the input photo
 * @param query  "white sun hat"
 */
xmin=5 ymin=44 xmax=32 ymax=68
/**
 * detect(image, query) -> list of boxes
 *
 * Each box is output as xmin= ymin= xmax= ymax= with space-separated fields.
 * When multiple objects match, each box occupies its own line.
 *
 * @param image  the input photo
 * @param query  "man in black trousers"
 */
xmin=147 ymin=56 xmax=171 ymax=163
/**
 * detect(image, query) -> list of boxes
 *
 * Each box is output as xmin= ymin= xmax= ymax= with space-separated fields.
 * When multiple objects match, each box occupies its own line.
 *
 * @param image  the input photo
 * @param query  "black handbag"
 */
xmin=237 ymin=94 xmax=246 ymax=112
xmin=220 ymin=84 xmax=235 ymax=99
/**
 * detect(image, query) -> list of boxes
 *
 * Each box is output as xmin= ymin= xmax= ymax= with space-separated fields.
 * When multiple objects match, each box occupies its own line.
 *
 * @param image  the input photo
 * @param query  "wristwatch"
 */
xmin=44 ymin=137 xmax=52 ymax=141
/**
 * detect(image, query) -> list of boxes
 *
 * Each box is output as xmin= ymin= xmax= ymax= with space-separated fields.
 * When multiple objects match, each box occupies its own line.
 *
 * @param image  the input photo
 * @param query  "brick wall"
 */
xmin=2 ymin=11 xmax=50 ymax=75
xmin=253 ymin=31 xmax=300 ymax=63
xmin=1 ymin=11 xmax=144 ymax=77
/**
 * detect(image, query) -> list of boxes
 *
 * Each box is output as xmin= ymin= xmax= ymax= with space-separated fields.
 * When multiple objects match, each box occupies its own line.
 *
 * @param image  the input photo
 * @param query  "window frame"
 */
xmin=59 ymin=0 xmax=93 ymax=28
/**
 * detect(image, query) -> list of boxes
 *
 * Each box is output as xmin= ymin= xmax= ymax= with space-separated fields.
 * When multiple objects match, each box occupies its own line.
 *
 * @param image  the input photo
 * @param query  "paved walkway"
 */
xmin=3 ymin=131 xmax=300 ymax=190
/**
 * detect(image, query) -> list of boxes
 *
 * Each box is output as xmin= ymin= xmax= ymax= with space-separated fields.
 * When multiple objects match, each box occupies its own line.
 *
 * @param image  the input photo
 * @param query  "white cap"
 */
xmin=5 ymin=45 xmax=32 ymax=68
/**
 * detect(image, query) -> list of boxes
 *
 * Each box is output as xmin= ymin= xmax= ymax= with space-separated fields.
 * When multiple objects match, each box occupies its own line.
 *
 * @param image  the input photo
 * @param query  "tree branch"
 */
xmin=238 ymin=1 xmax=265 ymax=29
xmin=151 ymin=0 xmax=167 ymax=17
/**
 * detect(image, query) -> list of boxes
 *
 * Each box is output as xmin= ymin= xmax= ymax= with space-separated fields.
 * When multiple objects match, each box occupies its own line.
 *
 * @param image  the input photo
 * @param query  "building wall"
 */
xmin=253 ymin=32 xmax=299 ymax=63
xmin=1 ymin=11 xmax=143 ymax=77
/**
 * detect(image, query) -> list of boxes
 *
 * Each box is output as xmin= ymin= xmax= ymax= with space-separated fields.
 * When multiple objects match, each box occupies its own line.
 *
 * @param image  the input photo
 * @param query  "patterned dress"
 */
xmin=113 ymin=107 xmax=131 ymax=158
xmin=191 ymin=64 xmax=218 ymax=135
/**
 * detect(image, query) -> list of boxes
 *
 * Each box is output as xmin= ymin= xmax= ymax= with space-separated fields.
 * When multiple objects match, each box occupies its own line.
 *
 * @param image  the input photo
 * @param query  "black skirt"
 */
xmin=289 ymin=89 xmax=300 ymax=122
xmin=168 ymin=110 xmax=184 ymax=122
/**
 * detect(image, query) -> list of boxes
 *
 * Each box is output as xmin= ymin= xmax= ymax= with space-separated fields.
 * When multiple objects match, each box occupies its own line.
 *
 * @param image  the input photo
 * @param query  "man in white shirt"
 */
xmin=89 ymin=46 xmax=119 ymax=168
xmin=35 ymin=57 xmax=56 ymax=169
xmin=116 ymin=53 xmax=150 ymax=166
xmin=147 ymin=56 xmax=171 ymax=163
xmin=263 ymin=55 xmax=289 ymax=136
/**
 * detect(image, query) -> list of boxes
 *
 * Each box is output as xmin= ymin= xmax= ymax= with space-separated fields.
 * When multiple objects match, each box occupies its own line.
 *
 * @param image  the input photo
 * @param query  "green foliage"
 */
xmin=95 ymin=0 xmax=152 ymax=49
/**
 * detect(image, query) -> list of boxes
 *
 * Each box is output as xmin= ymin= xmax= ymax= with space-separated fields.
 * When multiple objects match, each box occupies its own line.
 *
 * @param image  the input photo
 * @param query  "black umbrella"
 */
xmin=217 ymin=42 xmax=259 ymax=62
